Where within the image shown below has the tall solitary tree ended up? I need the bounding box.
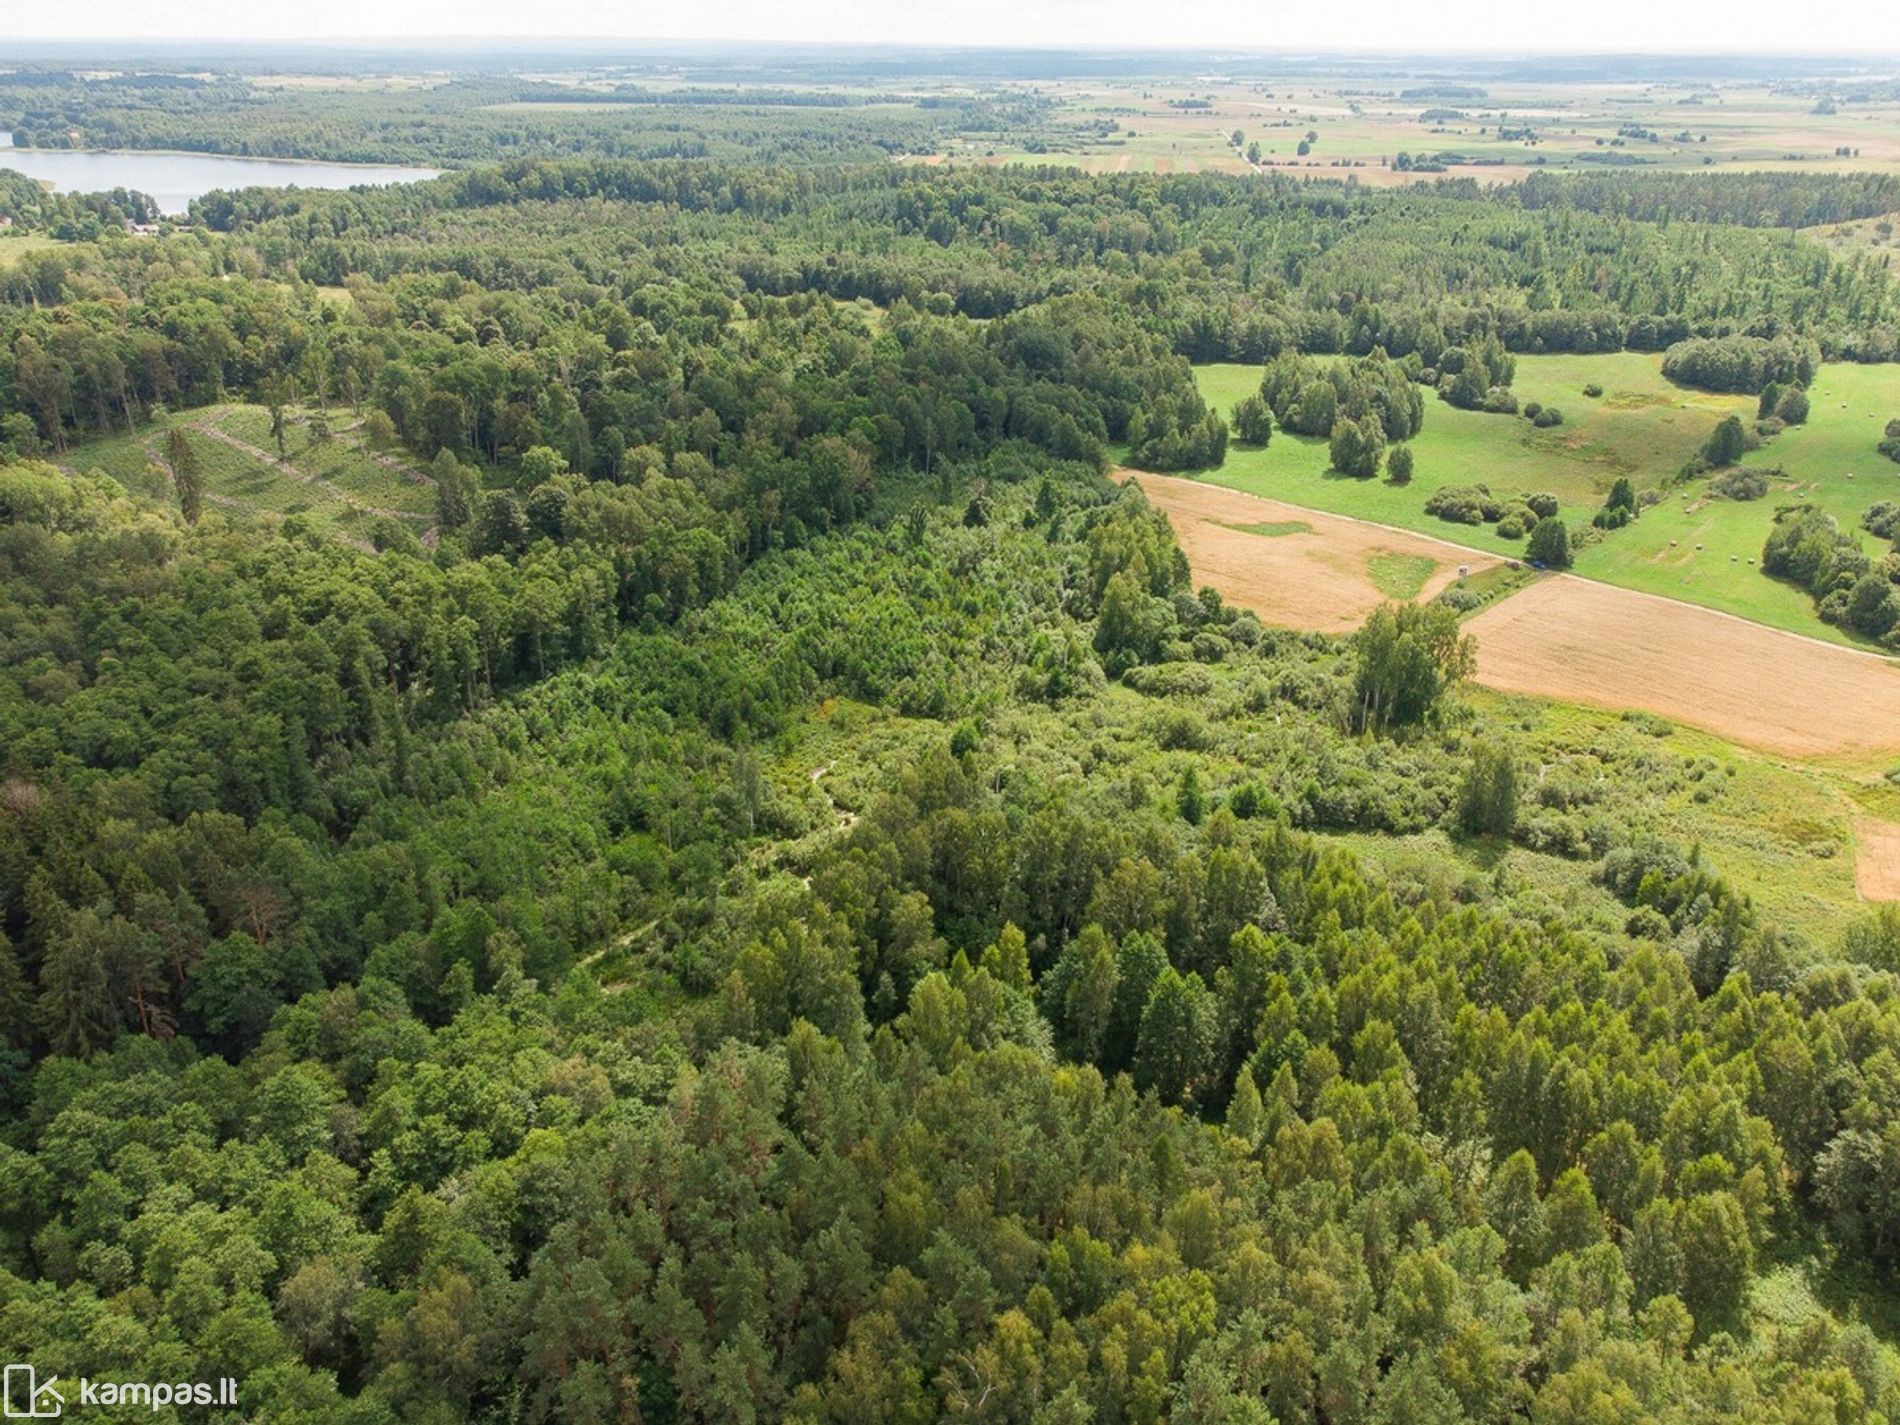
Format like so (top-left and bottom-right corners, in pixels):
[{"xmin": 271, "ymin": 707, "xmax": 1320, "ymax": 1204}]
[
  {"xmin": 264, "ymin": 376, "xmax": 292, "ymax": 459},
  {"xmin": 1526, "ymin": 516, "xmax": 1572, "ymax": 569},
  {"xmin": 1351, "ymin": 603, "xmax": 1476, "ymax": 734},
  {"xmin": 166, "ymin": 427, "xmax": 203, "ymax": 525},
  {"xmin": 1702, "ymin": 414, "xmax": 1747, "ymax": 469},
  {"xmin": 1457, "ymin": 740, "xmax": 1519, "ymax": 838}
]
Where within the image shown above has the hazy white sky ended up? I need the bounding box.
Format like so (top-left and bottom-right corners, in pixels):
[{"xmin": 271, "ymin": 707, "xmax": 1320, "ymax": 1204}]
[{"xmin": 7, "ymin": 0, "xmax": 1899, "ymax": 53}]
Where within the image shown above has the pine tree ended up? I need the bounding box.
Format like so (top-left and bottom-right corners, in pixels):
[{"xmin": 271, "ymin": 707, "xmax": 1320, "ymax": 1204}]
[
  {"xmin": 0, "ymin": 931, "xmax": 33, "ymax": 1050},
  {"xmin": 1135, "ymin": 966, "xmax": 1213, "ymax": 1105},
  {"xmin": 980, "ymin": 923, "xmax": 1031, "ymax": 993},
  {"xmin": 1226, "ymin": 1064, "xmax": 1265, "ymax": 1148},
  {"xmin": 166, "ymin": 427, "xmax": 203, "ymax": 524},
  {"xmin": 36, "ymin": 912, "xmax": 121, "ymax": 1057},
  {"xmin": 1059, "ymin": 927, "xmax": 1119, "ymax": 1063},
  {"xmin": 1177, "ymin": 768, "xmax": 1206, "ymax": 826}
]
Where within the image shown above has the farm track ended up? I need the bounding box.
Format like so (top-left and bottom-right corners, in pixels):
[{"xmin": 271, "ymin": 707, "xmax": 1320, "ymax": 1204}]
[{"xmin": 333, "ymin": 415, "xmax": 438, "ymax": 487}]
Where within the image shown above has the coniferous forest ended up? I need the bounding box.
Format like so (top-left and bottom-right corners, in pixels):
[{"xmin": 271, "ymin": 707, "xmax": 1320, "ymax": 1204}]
[{"xmin": 5, "ymin": 45, "xmax": 1900, "ymax": 1425}]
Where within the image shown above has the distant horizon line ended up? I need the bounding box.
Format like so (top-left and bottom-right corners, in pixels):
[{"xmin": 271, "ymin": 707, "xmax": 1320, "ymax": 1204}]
[{"xmin": 2, "ymin": 38, "xmax": 1898, "ymax": 61}]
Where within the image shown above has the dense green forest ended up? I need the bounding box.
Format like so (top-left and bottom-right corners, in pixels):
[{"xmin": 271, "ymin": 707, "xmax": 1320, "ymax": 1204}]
[
  {"xmin": 8, "ymin": 444, "xmax": 1900, "ymax": 1422},
  {"xmin": 5, "ymin": 82, "xmax": 1900, "ymax": 1421},
  {"xmin": 0, "ymin": 71, "xmax": 1043, "ymax": 166},
  {"xmin": 5, "ymin": 159, "xmax": 1899, "ymax": 471}
]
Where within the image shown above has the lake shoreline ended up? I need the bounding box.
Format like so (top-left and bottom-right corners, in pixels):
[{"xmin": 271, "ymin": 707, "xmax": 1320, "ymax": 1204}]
[
  {"xmin": 0, "ymin": 131, "xmax": 442, "ymax": 215},
  {"xmin": 3, "ymin": 133, "xmax": 446, "ymax": 176}
]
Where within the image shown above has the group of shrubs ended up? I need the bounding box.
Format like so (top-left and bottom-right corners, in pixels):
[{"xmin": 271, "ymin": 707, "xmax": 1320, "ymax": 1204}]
[
  {"xmin": 1756, "ymin": 380, "xmax": 1811, "ymax": 431},
  {"xmin": 1427, "ymin": 483, "xmax": 1554, "ymax": 528},
  {"xmin": 1237, "ymin": 339, "xmax": 1534, "ymax": 482},
  {"xmin": 1423, "ymin": 483, "xmax": 1571, "ymax": 562},
  {"xmin": 1863, "ymin": 501, "xmax": 1900, "ymax": 540},
  {"xmin": 1258, "ymin": 347, "xmax": 1425, "ymax": 442},
  {"xmin": 1592, "ymin": 476, "xmax": 1643, "ymax": 529},
  {"xmin": 1881, "ymin": 416, "xmax": 1900, "ymax": 464},
  {"xmin": 1429, "ymin": 334, "xmax": 1519, "ymax": 412},
  {"xmin": 1242, "ymin": 347, "xmax": 1432, "ymax": 481},
  {"xmin": 1709, "ymin": 467, "xmax": 1769, "ymax": 501},
  {"xmin": 1127, "ymin": 389, "xmax": 1230, "ymax": 471},
  {"xmin": 1660, "ymin": 333, "xmax": 1820, "ymax": 395},
  {"xmin": 1763, "ymin": 504, "xmax": 1900, "ymax": 641}
]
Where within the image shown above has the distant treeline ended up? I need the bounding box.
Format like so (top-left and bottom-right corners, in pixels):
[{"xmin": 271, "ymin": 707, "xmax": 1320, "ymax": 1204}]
[
  {"xmin": 1515, "ymin": 169, "xmax": 1900, "ymax": 230},
  {"xmin": 151, "ymin": 159, "xmax": 1900, "ymax": 366},
  {"xmin": 0, "ymin": 167, "xmax": 159, "ymax": 233},
  {"xmin": 0, "ymin": 72, "xmax": 1044, "ymax": 166}
]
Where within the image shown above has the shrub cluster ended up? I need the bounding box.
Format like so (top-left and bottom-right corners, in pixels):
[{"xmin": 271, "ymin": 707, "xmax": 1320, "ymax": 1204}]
[
  {"xmin": 1763, "ymin": 505, "xmax": 1900, "ymax": 640},
  {"xmin": 1661, "ymin": 334, "xmax": 1819, "ymax": 394}
]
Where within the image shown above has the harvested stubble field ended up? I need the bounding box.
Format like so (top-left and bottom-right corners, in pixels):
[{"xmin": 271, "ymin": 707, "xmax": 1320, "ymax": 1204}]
[
  {"xmin": 1466, "ymin": 574, "xmax": 1900, "ymax": 760},
  {"xmin": 1127, "ymin": 471, "xmax": 1500, "ymax": 633},
  {"xmin": 1853, "ymin": 817, "xmax": 1900, "ymax": 901}
]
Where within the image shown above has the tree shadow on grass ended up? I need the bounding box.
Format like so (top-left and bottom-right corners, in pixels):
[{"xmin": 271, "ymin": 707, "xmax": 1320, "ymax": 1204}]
[
  {"xmin": 1446, "ymin": 832, "xmax": 1513, "ymax": 873},
  {"xmin": 1762, "ymin": 1217, "xmax": 1900, "ymax": 1347}
]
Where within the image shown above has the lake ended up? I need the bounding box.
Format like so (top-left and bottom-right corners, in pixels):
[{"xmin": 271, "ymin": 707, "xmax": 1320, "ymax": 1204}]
[{"xmin": 0, "ymin": 132, "xmax": 440, "ymax": 216}]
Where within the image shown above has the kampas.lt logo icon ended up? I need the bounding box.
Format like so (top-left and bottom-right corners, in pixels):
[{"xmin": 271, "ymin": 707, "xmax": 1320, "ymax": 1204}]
[{"xmin": 3, "ymin": 1366, "xmax": 63, "ymax": 1418}]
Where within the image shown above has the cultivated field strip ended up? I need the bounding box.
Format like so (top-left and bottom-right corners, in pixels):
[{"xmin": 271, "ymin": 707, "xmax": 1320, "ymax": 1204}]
[
  {"xmin": 1127, "ymin": 471, "xmax": 1502, "ymax": 633},
  {"xmin": 1467, "ymin": 575, "xmax": 1900, "ymax": 759}
]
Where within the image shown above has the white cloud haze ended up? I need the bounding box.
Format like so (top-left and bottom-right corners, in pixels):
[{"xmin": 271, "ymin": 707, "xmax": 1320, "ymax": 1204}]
[{"xmin": 6, "ymin": 0, "xmax": 1899, "ymax": 53}]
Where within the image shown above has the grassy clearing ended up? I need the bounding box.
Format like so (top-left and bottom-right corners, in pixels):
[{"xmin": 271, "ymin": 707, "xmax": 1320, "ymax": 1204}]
[
  {"xmin": 1572, "ymin": 362, "xmax": 1900, "ymax": 646},
  {"xmin": 1221, "ymin": 518, "xmax": 1311, "ymax": 537},
  {"xmin": 1443, "ymin": 562, "xmax": 1539, "ymax": 614},
  {"xmin": 775, "ymin": 641, "xmax": 1881, "ymax": 962},
  {"xmin": 1195, "ymin": 352, "xmax": 1752, "ymax": 555},
  {"xmin": 1367, "ymin": 552, "xmax": 1437, "ymax": 599},
  {"xmin": 1802, "ymin": 210, "xmax": 1900, "ymax": 257},
  {"xmin": 1467, "ymin": 690, "xmax": 1870, "ymax": 942},
  {"xmin": 215, "ymin": 406, "xmax": 435, "ymax": 515},
  {"xmin": 64, "ymin": 426, "xmax": 170, "ymax": 496},
  {"xmin": 67, "ymin": 403, "xmax": 436, "ymax": 543},
  {"xmin": 1186, "ymin": 354, "xmax": 1900, "ymax": 646},
  {"xmin": 0, "ymin": 232, "xmax": 68, "ymax": 268}
]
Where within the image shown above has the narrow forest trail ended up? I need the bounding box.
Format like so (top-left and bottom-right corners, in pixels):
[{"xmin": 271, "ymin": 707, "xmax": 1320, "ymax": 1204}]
[{"xmin": 331, "ymin": 414, "xmax": 439, "ymax": 488}]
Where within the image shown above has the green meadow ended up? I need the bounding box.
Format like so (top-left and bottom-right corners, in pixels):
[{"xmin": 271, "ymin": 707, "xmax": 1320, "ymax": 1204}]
[
  {"xmin": 1572, "ymin": 362, "xmax": 1900, "ymax": 645},
  {"xmin": 0, "ymin": 233, "xmax": 61, "ymax": 264},
  {"xmin": 1196, "ymin": 352, "xmax": 1754, "ymax": 555},
  {"xmin": 1190, "ymin": 354, "xmax": 1900, "ymax": 645}
]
